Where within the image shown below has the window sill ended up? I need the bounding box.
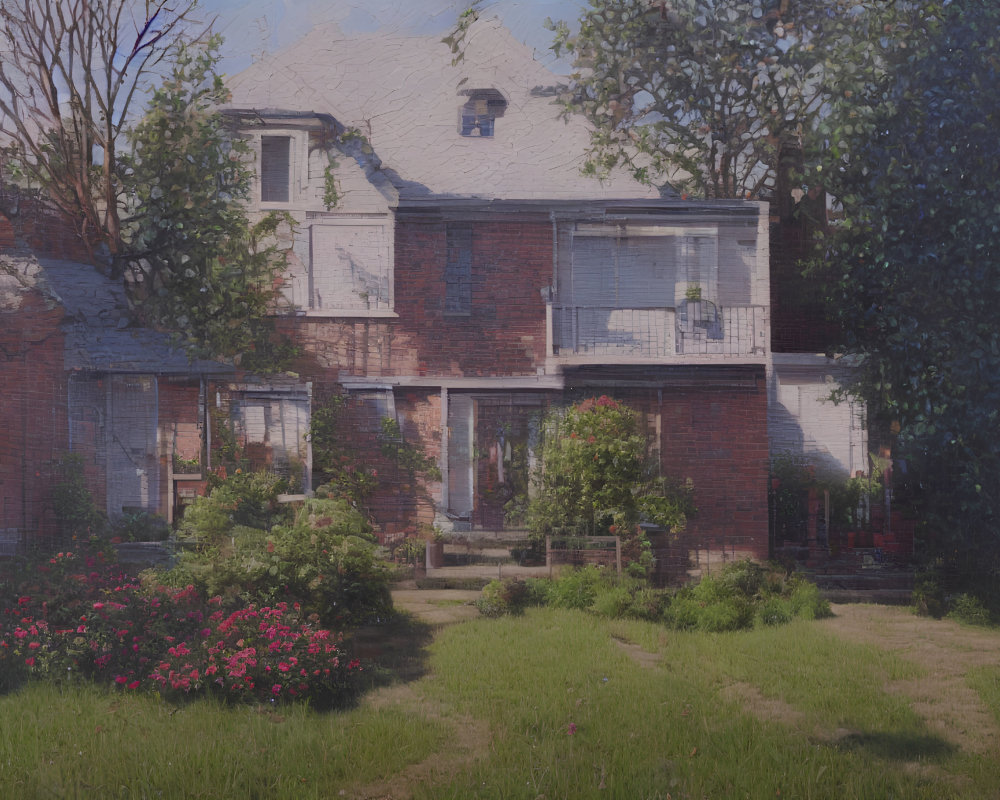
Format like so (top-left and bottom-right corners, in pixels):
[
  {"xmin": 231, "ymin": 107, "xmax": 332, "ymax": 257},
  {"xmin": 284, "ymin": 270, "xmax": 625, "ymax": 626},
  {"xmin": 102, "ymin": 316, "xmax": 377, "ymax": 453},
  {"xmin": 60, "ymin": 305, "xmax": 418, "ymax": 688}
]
[{"xmin": 281, "ymin": 309, "xmax": 399, "ymax": 319}]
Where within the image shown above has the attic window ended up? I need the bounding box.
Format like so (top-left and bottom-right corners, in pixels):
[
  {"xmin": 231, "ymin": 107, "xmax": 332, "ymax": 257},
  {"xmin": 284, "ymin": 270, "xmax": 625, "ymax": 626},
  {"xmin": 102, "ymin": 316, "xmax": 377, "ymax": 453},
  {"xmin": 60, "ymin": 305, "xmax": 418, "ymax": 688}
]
[
  {"xmin": 260, "ymin": 135, "xmax": 291, "ymax": 203},
  {"xmin": 459, "ymin": 89, "xmax": 507, "ymax": 137}
]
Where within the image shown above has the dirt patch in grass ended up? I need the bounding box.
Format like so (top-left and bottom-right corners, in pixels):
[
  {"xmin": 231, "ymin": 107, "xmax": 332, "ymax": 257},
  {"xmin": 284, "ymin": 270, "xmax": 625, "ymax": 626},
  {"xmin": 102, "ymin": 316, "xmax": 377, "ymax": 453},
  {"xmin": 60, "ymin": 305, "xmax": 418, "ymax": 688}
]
[
  {"xmin": 343, "ymin": 590, "xmax": 491, "ymax": 799},
  {"xmin": 349, "ymin": 684, "xmax": 491, "ymax": 800},
  {"xmin": 819, "ymin": 603, "xmax": 1000, "ymax": 757},
  {"xmin": 611, "ymin": 635, "xmax": 662, "ymax": 669},
  {"xmin": 391, "ymin": 590, "xmax": 482, "ymax": 626}
]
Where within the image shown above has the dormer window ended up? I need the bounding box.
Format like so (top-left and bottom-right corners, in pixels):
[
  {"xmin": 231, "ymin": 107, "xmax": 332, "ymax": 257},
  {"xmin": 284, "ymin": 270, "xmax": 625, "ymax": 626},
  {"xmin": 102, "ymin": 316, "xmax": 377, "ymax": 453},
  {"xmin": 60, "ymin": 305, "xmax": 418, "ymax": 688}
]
[
  {"xmin": 260, "ymin": 135, "xmax": 291, "ymax": 202},
  {"xmin": 459, "ymin": 89, "xmax": 507, "ymax": 137}
]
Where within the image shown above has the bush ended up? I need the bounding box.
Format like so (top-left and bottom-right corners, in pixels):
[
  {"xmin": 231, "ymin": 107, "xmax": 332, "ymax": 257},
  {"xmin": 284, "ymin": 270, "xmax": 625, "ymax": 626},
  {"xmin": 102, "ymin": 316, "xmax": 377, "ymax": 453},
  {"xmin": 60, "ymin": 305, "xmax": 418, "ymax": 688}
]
[
  {"xmin": 0, "ymin": 547, "xmax": 362, "ymax": 708},
  {"xmin": 167, "ymin": 478, "xmax": 392, "ymax": 628},
  {"xmin": 662, "ymin": 562, "xmax": 828, "ymax": 632},
  {"xmin": 756, "ymin": 596, "xmax": 794, "ymax": 627},
  {"xmin": 947, "ymin": 593, "xmax": 992, "ymax": 627},
  {"xmin": 787, "ymin": 579, "xmax": 833, "ymax": 620},
  {"xmin": 524, "ymin": 397, "xmax": 694, "ymax": 576},
  {"xmin": 476, "ymin": 578, "xmax": 530, "ymax": 618},
  {"xmin": 547, "ymin": 565, "xmax": 605, "ymax": 610}
]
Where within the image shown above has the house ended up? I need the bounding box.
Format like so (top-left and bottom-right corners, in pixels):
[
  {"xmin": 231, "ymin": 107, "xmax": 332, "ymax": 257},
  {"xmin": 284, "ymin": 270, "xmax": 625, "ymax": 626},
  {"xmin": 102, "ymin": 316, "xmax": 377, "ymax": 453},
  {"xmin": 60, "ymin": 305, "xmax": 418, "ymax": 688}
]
[
  {"xmin": 0, "ymin": 199, "xmax": 311, "ymax": 551},
  {"xmin": 221, "ymin": 17, "xmax": 816, "ymax": 578}
]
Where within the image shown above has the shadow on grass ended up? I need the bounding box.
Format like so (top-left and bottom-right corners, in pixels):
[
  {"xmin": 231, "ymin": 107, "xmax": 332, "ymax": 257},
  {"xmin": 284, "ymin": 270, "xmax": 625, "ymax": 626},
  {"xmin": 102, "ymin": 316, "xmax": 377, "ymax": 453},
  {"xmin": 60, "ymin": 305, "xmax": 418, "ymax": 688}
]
[
  {"xmin": 349, "ymin": 611, "xmax": 436, "ymax": 691},
  {"xmin": 835, "ymin": 730, "xmax": 957, "ymax": 761}
]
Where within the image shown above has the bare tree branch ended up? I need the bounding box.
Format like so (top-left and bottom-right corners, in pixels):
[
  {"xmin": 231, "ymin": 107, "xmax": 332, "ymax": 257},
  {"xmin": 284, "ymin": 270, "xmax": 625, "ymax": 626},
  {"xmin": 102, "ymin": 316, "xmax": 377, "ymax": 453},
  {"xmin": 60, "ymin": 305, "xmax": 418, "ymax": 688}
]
[{"xmin": 0, "ymin": 0, "xmax": 209, "ymax": 268}]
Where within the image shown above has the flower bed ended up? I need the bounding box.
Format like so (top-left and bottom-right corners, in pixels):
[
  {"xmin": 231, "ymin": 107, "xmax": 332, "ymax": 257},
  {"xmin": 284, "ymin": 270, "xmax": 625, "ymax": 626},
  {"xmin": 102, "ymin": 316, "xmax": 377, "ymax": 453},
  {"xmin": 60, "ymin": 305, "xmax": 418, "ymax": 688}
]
[{"xmin": 0, "ymin": 547, "xmax": 361, "ymax": 708}]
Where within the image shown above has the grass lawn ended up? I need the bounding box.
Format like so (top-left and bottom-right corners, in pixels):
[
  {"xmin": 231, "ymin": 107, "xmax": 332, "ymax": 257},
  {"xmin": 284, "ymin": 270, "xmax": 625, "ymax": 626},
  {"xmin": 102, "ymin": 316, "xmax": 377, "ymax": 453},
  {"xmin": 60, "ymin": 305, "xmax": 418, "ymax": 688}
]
[{"xmin": 2, "ymin": 604, "xmax": 999, "ymax": 798}]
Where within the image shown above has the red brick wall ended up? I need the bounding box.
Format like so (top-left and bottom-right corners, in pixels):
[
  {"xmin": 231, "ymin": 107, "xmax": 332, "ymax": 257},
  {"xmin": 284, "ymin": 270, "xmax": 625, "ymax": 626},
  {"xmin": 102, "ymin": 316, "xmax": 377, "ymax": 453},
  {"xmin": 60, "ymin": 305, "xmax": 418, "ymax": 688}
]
[
  {"xmin": 603, "ymin": 370, "xmax": 770, "ymax": 570},
  {"xmin": 393, "ymin": 216, "xmax": 550, "ymax": 377},
  {"xmin": 0, "ymin": 292, "xmax": 68, "ymax": 539},
  {"xmin": 0, "ymin": 198, "xmax": 96, "ymax": 263},
  {"xmin": 278, "ymin": 215, "xmax": 552, "ymax": 380}
]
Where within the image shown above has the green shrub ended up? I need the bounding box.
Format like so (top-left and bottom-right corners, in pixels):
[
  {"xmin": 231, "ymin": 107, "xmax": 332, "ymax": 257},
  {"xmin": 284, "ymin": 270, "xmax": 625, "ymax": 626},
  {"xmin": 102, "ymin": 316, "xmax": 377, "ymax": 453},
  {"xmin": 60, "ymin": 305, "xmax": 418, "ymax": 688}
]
[
  {"xmin": 697, "ymin": 600, "xmax": 753, "ymax": 632},
  {"xmin": 756, "ymin": 596, "xmax": 794, "ymax": 627},
  {"xmin": 108, "ymin": 510, "xmax": 170, "ymax": 542},
  {"xmin": 476, "ymin": 578, "xmax": 530, "ymax": 618},
  {"xmin": 590, "ymin": 585, "xmax": 633, "ymax": 619},
  {"xmin": 787, "ymin": 579, "xmax": 833, "ymax": 620},
  {"xmin": 179, "ymin": 471, "xmax": 290, "ymax": 544},
  {"xmin": 166, "ymin": 479, "xmax": 391, "ymax": 627},
  {"xmin": 547, "ymin": 565, "xmax": 606, "ymax": 610},
  {"xmin": 662, "ymin": 593, "xmax": 701, "ymax": 631},
  {"xmin": 50, "ymin": 453, "xmax": 105, "ymax": 540},
  {"xmin": 947, "ymin": 593, "xmax": 992, "ymax": 627},
  {"xmin": 912, "ymin": 572, "xmax": 947, "ymax": 618}
]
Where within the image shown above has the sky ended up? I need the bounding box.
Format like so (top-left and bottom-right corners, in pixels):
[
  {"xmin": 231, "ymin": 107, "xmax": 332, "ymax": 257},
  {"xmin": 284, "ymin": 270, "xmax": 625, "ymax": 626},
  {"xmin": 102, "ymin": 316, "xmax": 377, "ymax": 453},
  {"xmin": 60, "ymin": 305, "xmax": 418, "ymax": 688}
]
[{"xmin": 198, "ymin": 0, "xmax": 588, "ymax": 77}]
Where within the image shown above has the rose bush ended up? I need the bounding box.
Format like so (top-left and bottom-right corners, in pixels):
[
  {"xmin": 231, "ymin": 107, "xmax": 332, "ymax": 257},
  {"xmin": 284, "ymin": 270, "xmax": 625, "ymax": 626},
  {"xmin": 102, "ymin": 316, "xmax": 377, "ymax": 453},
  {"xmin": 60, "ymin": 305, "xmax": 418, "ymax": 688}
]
[{"xmin": 0, "ymin": 546, "xmax": 361, "ymax": 708}]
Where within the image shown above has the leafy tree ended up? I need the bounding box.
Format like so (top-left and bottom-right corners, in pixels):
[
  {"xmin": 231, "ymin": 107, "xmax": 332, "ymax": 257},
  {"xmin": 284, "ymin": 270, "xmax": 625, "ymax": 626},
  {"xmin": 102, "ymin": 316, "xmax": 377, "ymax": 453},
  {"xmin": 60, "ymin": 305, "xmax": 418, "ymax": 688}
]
[
  {"xmin": 810, "ymin": 1, "xmax": 1000, "ymax": 587},
  {"xmin": 120, "ymin": 36, "xmax": 295, "ymax": 365},
  {"xmin": 550, "ymin": 0, "xmax": 904, "ymax": 198},
  {"xmin": 0, "ymin": 0, "xmax": 204, "ymax": 262},
  {"xmin": 526, "ymin": 396, "xmax": 694, "ymax": 572}
]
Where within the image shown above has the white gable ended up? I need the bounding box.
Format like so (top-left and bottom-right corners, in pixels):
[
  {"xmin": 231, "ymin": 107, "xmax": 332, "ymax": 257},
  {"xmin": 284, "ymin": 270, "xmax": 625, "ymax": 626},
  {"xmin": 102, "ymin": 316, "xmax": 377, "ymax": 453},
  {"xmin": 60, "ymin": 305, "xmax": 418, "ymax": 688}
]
[{"xmin": 227, "ymin": 17, "xmax": 660, "ymax": 201}]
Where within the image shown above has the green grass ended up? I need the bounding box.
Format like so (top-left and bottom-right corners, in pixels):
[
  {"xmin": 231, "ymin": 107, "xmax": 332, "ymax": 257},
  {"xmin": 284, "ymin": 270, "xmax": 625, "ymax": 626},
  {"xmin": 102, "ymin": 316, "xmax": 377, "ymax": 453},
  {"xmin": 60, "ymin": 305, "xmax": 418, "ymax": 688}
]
[
  {"xmin": 0, "ymin": 683, "xmax": 446, "ymax": 799},
  {"xmin": 968, "ymin": 666, "xmax": 1000, "ymax": 725},
  {"xmin": 3, "ymin": 607, "xmax": 1000, "ymax": 798}
]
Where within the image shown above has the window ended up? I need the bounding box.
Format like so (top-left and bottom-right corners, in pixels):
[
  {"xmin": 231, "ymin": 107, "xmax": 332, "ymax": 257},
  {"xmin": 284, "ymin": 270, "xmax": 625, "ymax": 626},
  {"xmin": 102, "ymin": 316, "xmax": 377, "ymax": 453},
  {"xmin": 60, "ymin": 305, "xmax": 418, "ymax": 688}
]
[
  {"xmin": 260, "ymin": 136, "xmax": 291, "ymax": 203},
  {"xmin": 445, "ymin": 224, "xmax": 472, "ymax": 315},
  {"xmin": 458, "ymin": 89, "xmax": 507, "ymax": 137},
  {"xmin": 309, "ymin": 219, "xmax": 392, "ymax": 312}
]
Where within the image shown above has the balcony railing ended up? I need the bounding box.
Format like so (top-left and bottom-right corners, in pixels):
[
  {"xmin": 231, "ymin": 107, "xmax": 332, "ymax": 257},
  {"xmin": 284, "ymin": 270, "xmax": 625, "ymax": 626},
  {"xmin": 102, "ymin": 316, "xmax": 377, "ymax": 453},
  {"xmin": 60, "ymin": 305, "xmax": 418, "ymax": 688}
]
[{"xmin": 549, "ymin": 303, "xmax": 767, "ymax": 360}]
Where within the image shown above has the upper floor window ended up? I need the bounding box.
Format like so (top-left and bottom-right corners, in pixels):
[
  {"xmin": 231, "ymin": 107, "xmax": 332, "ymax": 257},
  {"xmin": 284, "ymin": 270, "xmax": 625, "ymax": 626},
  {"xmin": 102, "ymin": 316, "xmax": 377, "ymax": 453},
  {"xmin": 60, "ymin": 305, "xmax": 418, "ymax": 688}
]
[
  {"xmin": 445, "ymin": 223, "xmax": 473, "ymax": 315},
  {"xmin": 260, "ymin": 135, "xmax": 291, "ymax": 203},
  {"xmin": 459, "ymin": 89, "xmax": 507, "ymax": 137}
]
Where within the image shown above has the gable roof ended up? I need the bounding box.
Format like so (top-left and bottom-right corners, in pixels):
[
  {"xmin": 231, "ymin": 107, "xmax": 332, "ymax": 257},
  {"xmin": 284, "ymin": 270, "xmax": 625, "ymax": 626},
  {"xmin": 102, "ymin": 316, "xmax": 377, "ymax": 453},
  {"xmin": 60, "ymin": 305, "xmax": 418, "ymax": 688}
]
[{"xmin": 226, "ymin": 17, "xmax": 663, "ymax": 201}]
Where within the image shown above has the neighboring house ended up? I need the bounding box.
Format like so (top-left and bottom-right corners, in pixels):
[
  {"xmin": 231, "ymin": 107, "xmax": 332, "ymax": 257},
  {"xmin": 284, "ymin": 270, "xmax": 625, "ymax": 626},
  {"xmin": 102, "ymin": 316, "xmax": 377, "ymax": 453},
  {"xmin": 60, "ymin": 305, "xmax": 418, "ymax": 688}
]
[
  {"xmin": 223, "ymin": 16, "xmax": 814, "ymax": 576},
  {"xmin": 0, "ymin": 204, "xmax": 310, "ymax": 551}
]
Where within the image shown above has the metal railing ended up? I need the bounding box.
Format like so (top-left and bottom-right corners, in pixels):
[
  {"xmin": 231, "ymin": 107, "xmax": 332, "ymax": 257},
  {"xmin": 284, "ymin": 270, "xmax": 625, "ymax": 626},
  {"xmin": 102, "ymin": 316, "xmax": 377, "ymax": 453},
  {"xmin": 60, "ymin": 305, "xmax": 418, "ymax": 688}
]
[{"xmin": 549, "ymin": 303, "xmax": 767, "ymax": 359}]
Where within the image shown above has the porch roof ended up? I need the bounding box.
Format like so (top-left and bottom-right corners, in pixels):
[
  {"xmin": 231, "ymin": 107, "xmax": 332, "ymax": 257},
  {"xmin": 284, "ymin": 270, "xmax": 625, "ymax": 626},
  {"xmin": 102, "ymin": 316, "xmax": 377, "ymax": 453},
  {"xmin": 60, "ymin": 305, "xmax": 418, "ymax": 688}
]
[{"xmin": 37, "ymin": 257, "xmax": 236, "ymax": 376}]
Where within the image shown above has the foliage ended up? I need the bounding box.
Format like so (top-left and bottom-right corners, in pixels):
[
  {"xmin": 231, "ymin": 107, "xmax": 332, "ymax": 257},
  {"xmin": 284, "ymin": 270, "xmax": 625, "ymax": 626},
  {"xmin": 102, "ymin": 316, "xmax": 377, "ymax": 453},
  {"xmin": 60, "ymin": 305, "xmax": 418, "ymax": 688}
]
[
  {"xmin": 0, "ymin": 0, "xmax": 203, "ymax": 258},
  {"xmin": 181, "ymin": 471, "xmax": 291, "ymax": 542},
  {"xmin": 49, "ymin": 453, "xmax": 105, "ymax": 541},
  {"xmin": 663, "ymin": 560, "xmax": 830, "ymax": 632},
  {"xmin": 0, "ymin": 547, "xmax": 362, "ymax": 708},
  {"xmin": 121, "ymin": 37, "xmax": 295, "ymax": 366},
  {"xmin": 475, "ymin": 578, "xmax": 532, "ymax": 618},
  {"xmin": 171, "ymin": 477, "xmax": 391, "ymax": 628},
  {"xmin": 550, "ymin": 0, "xmax": 898, "ymax": 198},
  {"xmin": 308, "ymin": 394, "xmax": 378, "ymax": 507},
  {"xmin": 525, "ymin": 397, "xmax": 693, "ymax": 573},
  {"xmin": 946, "ymin": 594, "xmax": 992, "ymax": 628},
  {"xmin": 379, "ymin": 417, "xmax": 442, "ymax": 483},
  {"xmin": 809, "ymin": 0, "xmax": 1000, "ymax": 586},
  {"xmin": 770, "ymin": 451, "xmax": 882, "ymax": 541},
  {"xmin": 107, "ymin": 510, "xmax": 170, "ymax": 543}
]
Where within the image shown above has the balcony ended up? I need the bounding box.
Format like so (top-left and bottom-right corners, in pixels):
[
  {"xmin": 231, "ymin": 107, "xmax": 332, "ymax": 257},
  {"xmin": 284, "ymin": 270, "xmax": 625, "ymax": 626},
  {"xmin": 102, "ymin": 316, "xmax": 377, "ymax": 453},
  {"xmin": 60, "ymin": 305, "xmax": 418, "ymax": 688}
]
[{"xmin": 548, "ymin": 301, "xmax": 768, "ymax": 365}]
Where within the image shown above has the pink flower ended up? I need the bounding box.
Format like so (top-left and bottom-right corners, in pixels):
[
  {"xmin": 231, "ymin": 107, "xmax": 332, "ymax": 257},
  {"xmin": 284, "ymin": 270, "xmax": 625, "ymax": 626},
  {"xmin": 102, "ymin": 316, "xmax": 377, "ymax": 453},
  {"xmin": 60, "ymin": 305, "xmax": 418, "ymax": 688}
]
[
  {"xmin": 567, "ymin": 723, "xmax": 577, "ymax": 736},
  {"xmin": 272, "ymin": 684, "xmax": 282, "ymax": 695},
  {"xmin": 24, "ymin": 657, "xmax": 35, "ymax": 667},
  {"xmin": 127, "ymin": 681, "xmax": 140, "ymax": 690},
  {"xmin": 92, "ymin": 602, "xmax": 104, "ymax": 610},
  {"xmin": 115, "ymin": 675, "xmax": 127, "ymax": 684}
]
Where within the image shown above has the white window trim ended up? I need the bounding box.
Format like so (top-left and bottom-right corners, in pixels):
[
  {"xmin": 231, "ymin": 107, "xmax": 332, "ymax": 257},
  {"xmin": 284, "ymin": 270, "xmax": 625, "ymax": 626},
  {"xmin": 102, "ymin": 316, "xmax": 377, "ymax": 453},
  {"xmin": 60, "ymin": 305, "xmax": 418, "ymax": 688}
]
[
  {"xmin": 254, "ymin": 128, "xmax": 308, "ymax": 211},
  {"xmin": 306, "ymin": 215, "xmax": 396, "ymax": 315}
]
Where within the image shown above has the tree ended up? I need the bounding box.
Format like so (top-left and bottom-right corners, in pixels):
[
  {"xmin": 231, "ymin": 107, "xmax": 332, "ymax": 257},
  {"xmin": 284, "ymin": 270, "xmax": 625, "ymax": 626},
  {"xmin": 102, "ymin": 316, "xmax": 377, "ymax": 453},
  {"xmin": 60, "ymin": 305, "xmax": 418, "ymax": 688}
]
[
  {"xmin": 120, "ymin": 36, "xmax": 294, "ymax": 365},
  {"xmin": 0, "ymin": 0, "xmax": 205, "ymax": 265},
  {"xmin": 811, "ymin": 1, "xmax": 1000, "ymax": 589},
  {"xmin": 551, "ymin": 0, "xmax": 900, "ymax": 198},
  {"xmin": 526, "ymin": 396, "xmax": 694, "ymax": 572}
]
